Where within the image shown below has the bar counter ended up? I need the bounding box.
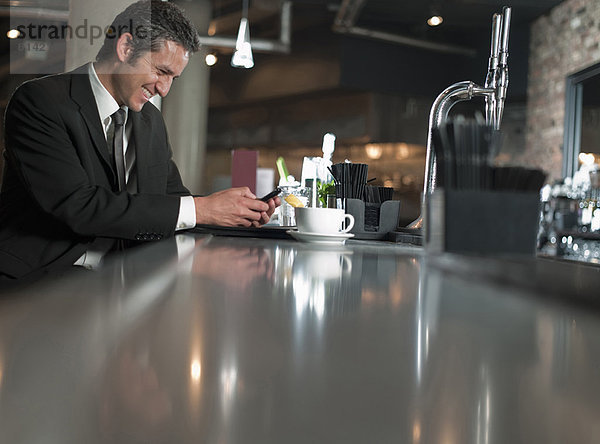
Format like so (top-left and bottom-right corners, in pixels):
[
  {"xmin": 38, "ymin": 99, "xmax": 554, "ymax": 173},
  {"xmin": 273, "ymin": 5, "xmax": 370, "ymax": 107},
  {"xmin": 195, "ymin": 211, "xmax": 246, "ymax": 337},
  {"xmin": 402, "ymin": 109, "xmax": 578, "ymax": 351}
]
[{"xmin": 1, "ymin": 233, "xmax": 600, "ymax": 443}]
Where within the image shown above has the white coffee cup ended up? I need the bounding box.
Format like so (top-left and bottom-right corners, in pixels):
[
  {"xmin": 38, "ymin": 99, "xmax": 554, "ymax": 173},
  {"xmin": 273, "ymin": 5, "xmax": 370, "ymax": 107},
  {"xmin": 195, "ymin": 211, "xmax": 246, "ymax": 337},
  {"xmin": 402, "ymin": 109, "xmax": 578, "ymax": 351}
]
[{"xmin": 294, "ymin": 207, "xmax": 355, "ymax": 234}]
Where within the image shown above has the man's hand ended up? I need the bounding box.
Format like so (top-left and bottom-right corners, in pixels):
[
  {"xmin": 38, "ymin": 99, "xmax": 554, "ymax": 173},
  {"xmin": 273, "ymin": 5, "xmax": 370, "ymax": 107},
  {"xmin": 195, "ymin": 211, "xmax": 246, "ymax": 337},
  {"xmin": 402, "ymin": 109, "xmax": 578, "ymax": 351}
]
[
  {"xmin": 252, "ymin": 193, "xmax": 281, "ymax": 227},
  {"xmin": 194, "ymin": 187, "xmax": 281, "ymax": 227}
]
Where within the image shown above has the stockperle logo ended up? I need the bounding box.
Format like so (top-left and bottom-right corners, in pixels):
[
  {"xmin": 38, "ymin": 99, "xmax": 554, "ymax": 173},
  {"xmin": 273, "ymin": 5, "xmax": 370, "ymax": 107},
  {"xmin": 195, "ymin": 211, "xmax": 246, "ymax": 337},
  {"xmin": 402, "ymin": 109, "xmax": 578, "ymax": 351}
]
[{"xmin": 12, "ymin": 19, "xmax": 149, "ymax": 46}]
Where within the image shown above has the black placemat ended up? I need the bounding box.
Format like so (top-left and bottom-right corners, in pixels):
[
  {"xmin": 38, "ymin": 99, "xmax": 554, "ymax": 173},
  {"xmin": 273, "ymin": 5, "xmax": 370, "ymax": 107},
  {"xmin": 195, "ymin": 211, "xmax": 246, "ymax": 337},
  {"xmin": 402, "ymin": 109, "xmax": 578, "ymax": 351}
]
[{"xmin": 192, "ymin": 224, "xmax": 294, "ymax": 239}]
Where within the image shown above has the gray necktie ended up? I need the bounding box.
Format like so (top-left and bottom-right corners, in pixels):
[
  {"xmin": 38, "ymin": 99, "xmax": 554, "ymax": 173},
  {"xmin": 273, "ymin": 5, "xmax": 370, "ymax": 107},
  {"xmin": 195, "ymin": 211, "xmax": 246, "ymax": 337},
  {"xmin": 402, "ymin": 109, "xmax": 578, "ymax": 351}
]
[{"xmin": 111, "ymin": 109, "xmax": 127, "ymax": 191}]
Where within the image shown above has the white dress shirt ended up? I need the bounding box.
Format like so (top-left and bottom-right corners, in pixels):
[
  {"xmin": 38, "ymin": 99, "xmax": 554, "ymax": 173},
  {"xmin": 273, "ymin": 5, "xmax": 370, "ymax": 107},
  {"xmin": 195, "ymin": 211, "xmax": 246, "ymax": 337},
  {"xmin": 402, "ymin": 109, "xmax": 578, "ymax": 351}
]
[{"xmin": 74, "ymin": 63, "xmax": 196, "ymax": 268}]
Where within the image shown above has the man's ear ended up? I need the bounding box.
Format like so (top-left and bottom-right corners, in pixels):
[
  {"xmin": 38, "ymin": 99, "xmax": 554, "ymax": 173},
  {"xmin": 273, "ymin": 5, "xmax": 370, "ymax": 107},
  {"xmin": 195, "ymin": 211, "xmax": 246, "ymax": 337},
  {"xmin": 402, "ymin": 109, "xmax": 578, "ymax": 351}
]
[{"xmin": 115, "ymin": 33, "xmax": 134, "ymax": 63}]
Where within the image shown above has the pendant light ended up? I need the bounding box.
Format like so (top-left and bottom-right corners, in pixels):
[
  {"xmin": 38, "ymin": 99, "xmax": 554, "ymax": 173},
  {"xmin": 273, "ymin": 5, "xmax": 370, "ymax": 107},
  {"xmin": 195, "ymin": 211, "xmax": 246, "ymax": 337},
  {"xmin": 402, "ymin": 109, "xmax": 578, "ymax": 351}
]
[{"xmin": 231, "ymin": 0, "xmax": 254, "ymax": 68}]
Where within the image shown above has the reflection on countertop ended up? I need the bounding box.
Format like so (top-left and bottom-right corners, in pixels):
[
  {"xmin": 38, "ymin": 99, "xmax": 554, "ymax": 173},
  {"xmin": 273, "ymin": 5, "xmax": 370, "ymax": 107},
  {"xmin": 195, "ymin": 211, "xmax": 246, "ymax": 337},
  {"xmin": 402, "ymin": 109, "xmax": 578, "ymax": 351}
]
[{"xmin": 1, "ymin": 234, "xmax": 600, "ymax": 443}]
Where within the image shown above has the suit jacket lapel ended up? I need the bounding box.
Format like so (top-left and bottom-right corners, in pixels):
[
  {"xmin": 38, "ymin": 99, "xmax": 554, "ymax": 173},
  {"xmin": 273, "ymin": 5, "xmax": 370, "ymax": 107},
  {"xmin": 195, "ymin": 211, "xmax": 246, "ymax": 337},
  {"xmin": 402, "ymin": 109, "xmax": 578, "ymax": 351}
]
[
  {"xmin": 130, "ymin": 110, "xmax": 151, "ymax": 192},
  {"xmin": 69, "ymin": 66, "xmax": 116, "ymax": 181}
]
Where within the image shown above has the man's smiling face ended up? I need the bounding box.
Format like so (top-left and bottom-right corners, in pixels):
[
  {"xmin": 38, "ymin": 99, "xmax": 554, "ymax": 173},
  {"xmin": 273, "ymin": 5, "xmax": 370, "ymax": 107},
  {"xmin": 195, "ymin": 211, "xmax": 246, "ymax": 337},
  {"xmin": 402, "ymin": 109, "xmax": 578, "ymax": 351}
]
[{"xmin": 112, "ymin": 39, "xmax": 189, "ymax": 112}]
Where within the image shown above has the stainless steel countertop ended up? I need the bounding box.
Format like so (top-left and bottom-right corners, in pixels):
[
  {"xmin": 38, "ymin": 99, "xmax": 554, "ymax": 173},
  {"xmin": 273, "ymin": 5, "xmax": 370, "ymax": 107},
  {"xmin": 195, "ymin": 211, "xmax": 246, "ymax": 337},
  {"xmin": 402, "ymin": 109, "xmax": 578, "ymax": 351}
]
[{"xmin": 1, "ymin": 233, "xmax": 600, "ymax": 443}]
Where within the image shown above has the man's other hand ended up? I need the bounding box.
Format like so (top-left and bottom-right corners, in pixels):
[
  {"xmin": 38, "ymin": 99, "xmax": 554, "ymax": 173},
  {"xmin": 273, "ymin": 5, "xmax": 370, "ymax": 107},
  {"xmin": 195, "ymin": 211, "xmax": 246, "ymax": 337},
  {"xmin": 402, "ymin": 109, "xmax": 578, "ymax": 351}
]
[{"xmin": 194, "ymin": 187, "xmax": 281, "ymax": 227}]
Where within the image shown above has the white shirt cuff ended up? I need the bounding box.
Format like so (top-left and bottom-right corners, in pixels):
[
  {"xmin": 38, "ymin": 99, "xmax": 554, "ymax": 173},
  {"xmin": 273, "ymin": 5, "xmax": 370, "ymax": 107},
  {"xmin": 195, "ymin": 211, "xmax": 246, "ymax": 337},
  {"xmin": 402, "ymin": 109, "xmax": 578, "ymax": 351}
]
[{"xmin": 176, "ymin": 196, "xmax": 197, "ymax": 231}]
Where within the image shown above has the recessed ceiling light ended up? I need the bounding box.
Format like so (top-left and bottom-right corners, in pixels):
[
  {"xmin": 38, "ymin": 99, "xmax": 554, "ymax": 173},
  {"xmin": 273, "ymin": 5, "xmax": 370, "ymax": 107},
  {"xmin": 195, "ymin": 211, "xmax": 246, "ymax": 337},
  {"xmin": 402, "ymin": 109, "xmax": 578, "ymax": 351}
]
[
  {"xmin": 427, "ymin": 15, "xmax": 443, "ymax": 27},
  {"xmin": 6, "ymin": 29, "xmax": 20, "ymax": 39},
  {"xmin": 205, "ymin": 53, "xmax": 218, "ymax": 66}
]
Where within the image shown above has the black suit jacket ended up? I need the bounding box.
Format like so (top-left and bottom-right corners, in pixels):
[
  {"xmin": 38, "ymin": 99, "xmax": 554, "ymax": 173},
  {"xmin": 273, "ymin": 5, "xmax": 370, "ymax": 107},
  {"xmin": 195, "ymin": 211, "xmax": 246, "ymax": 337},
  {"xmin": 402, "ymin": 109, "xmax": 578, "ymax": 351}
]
[{"xmin": 0, "ymin": 65, "xmax": 190, "ymax": 279}]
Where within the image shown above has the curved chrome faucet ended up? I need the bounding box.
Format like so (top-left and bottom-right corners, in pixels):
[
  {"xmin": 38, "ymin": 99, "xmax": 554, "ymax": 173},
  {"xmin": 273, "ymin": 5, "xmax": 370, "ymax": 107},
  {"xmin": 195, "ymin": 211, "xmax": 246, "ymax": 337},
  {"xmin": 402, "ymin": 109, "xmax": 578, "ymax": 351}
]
[
  {"xmin": 408, "ymin": 6, "xmax": 511, "ymax": 230},
  {"xmin": 420, "ymin": 81, "xmax": 495, "ymax": 206}
]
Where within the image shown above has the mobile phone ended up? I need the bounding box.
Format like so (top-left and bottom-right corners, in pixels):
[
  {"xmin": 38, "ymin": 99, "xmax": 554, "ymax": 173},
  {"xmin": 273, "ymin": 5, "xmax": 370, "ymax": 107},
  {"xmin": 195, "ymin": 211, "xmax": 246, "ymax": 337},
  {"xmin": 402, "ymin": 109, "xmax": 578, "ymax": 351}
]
[{"xmin": 259, "ymin": 187, "xmax": 282, "ymax": 202}]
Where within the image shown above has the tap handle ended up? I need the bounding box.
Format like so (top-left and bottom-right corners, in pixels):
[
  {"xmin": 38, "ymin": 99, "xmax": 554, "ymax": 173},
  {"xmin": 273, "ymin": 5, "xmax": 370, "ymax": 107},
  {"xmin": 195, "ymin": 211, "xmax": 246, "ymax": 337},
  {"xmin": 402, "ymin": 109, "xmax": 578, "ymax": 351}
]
[
  {"xmin": 491, "ymin": 13, "xmax": 502, "ymax": 60},
  {"xmin": 486, "ymin": 14, "xmax": 502, "ymax": 83},
  {"xmin": 499, "ymin": 6, "xmax": 511, "ymax": 62},
  {"xmin": 493, "ymin": 7, "xmax": 511, "ymax": 129},
  {"xmin": 485, "ymin": 13, "xmax": 502, "ymax": 124}
]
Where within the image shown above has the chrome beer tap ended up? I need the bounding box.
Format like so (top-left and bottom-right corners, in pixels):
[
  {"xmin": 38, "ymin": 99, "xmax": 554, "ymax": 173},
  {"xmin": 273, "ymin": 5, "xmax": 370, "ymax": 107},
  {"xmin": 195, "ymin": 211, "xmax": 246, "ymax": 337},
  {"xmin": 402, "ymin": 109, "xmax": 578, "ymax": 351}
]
[
  {"xmin": 485, "ymin": 13, "xmax": 502, "ymax": 127},
  {"xmin": 495, "ymin": 6, "xmax": 511, "ymax": 130},
  {"xmin": 408, "ymin": 6, "xmax": 512, "ymax": 230}
]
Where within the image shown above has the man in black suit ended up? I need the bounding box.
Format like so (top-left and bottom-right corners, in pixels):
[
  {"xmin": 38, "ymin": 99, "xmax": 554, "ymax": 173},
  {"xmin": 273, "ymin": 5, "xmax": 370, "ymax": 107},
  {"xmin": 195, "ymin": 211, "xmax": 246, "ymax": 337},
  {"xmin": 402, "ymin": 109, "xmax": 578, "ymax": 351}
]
[{"xmin": 0, "ymin": 0, "xmax": 279, "ymax": 282}]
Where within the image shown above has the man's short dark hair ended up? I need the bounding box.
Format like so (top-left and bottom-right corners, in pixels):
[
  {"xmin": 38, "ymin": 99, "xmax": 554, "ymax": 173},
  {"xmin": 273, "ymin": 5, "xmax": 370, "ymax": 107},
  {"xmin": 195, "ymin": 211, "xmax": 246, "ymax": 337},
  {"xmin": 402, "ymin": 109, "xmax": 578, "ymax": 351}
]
[{"xmin": 96, "ymin": 0, "xmax": 201, "ymax": 63}]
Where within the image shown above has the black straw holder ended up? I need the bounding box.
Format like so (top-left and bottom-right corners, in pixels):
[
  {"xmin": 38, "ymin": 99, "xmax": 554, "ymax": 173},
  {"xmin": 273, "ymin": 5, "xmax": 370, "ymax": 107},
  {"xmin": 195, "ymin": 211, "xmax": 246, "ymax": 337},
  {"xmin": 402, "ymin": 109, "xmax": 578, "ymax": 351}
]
[
  {"xmin": 346, "ymin": 198, "xmax": 401, "ymax": 240},
  {"xmin": 425, "ymin": 189, "xmax": 540, "ymax": 256}
]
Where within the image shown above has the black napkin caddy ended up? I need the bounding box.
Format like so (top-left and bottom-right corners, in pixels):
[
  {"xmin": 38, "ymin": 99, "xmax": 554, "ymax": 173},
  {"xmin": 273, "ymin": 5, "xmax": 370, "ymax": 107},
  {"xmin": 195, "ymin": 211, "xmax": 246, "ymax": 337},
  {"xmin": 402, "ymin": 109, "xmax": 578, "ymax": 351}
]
[{"xmin": 425, "ymin": 189, "xmax": 540, "ymax": 255}]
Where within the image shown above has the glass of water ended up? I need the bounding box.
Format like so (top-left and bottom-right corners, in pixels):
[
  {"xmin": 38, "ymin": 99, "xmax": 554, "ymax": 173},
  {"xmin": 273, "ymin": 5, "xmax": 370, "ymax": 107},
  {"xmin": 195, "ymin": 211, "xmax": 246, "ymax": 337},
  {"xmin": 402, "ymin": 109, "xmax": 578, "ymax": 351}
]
[{"xmin": 279, "ymin": 186, "xmax": 309, "ymax": 226}]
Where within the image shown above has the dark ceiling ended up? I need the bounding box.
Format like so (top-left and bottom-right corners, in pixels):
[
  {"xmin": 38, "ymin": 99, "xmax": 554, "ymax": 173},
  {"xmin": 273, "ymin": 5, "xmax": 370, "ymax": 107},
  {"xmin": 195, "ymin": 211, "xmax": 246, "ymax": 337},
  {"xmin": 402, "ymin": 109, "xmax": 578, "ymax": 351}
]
[
  {"xmin": 352, "ymin": 0, "xmax": 563, "ymax": 29},
  {"xmin": 1, "ymin": 0, "xmax": 566, "ymax": 58},
  {"xmin": 214, "ymin": 0, "xmax": 565, "ymax": 45}
]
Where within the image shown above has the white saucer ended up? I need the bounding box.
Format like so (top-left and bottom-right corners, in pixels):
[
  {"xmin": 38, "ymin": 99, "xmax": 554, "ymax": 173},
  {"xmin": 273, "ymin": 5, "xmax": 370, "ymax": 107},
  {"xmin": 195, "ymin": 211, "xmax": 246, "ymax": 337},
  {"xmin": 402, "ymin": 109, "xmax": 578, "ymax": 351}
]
[{"xmin": 287, "ymin": 230, "xmax": 354, "ymax": 245}]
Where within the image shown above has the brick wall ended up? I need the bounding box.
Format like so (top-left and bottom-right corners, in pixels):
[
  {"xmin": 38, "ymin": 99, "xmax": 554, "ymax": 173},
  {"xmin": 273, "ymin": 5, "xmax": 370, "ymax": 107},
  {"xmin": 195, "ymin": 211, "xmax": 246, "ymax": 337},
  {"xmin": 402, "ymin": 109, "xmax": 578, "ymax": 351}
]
[{"xmin": 525, "ymin": 0, "xmax": 600, "ymax": 181}]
